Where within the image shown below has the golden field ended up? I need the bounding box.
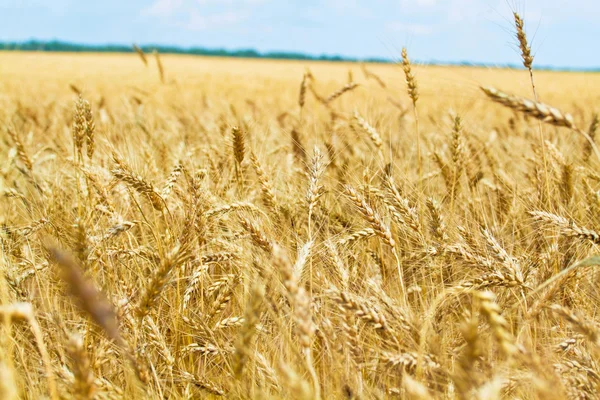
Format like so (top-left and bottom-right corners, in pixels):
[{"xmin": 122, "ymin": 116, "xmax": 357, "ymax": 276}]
[{"xmin": 1, "ymin": 50, "xmax": 600, "ymax": 399}]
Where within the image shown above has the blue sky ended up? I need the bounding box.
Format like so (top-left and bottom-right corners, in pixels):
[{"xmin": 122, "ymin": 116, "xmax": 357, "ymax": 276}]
[{"xmin": 0, "ymin": 0, "xmax": 597, "ymax": 68}]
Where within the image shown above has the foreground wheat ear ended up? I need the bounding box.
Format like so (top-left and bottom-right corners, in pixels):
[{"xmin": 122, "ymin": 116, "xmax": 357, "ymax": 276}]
[{"xmin": 481, "ymin": 86, "xmax": 600, "ymax": 161}]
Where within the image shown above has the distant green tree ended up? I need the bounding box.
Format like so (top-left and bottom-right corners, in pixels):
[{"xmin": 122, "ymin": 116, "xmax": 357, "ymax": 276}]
[{"xmin": 0, "ymin": 39, "xmax": 392, "ymax": 64}]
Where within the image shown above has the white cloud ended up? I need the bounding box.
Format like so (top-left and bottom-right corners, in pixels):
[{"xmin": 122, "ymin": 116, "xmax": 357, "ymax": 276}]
[
  {"xmin": 185, "ymin": 10, "xmax": 246, "ymax": 30},
  {"xmin": 144, "ymin": 0, "xmax": 184, "ymax": 16},
  {"xmin": 443, "ymin": 0, "xmax": 490, "ymax": 23},
  {"xmin": 143, "ymin": 0, "xmax": 254, "ymax": 30},
  {"xmin": 385, "ymin": 21, "xmax": 433, "ymax": 34},
  {"xmin": 0, "ymin": 0, "xmax": 72, "ymax": 12},
  {"xmin": 319, "ymin": 0, "xmax": 374, "ymax": 18},
  {"xmin": 196, "ymin": 0, "xmax": 268, "ymax": 4},
  {"xmin": 399, "ymin": 0, "xmax": 436, "ymax": 8},
  {"xmin": 415, "ymin": 0, "xmax": 436, "ymax": 6}
]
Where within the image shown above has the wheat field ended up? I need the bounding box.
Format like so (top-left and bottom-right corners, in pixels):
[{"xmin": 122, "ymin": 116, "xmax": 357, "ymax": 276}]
[{"xmin": 1, "ymin": 36, "xmax": 600, "ymax": 400}]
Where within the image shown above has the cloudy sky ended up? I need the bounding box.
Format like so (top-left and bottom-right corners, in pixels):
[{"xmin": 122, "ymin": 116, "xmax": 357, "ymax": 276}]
[{"xmin": 0, "ymin": 0, "xmax": 597, "ymax": 68}]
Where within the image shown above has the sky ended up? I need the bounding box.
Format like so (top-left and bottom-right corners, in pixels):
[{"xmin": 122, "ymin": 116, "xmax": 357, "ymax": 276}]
[{"xmin": 0, "ymin": 0, "xmax": 598, "ymax": 69}]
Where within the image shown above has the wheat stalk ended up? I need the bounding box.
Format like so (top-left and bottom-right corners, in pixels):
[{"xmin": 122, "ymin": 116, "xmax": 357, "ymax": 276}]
[
  {"xmin": 132, "ymin": 44, "xmax": 148, "ymax": 66},
  {"xmin": 402, "ymin": 47, "xmax": 422, "ymax": 187},
  {"xmin": 324, "ymin": 82, "xmax": 359, "ymax": 104},
  {"xmin": 153, "ymin": 49, "xmax": 165, "ymax": 83}
]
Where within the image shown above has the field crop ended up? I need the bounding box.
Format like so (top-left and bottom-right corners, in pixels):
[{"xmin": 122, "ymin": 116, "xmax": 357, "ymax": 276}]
[{"xmin": 1, "ymin": 26, "xmax": 600, "ymax": 399}]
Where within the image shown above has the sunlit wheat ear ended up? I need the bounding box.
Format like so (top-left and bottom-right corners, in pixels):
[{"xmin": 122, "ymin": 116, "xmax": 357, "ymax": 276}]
[
  {"xmin": 180, "ymin": 371, "xmax": 227, "ymax": 396},
  {"xmin": 84, "ymin": 106, "xmax": 95, "ymax": 159},
  {"xmin": 272, "ymin": 244, "xmax": 319, "ymax": 395},
  {"xmin": 338, "ymin": 227, "xmax": 375, "ymax": 247},
  {"xmin": 239, "ymin": 217, "xmax": 274, "ymax": 253},
  {"xmin": 72, "ymin": 95, "xmax": 95, "ymax": 162},
  {"xmin": 182, "ymin": 261, "xmax": 208, "ymax": 311},
  {"xmin": 361, "ymin": 64, "xmax": 387, "ymax": 88},
  {"xmin": 481, "ymin": 87, "xmax": 574, "ymax": 128},
  {"xmin": 232, "ymin": 126, "xmax": 246, "ymax": 185},
  {"xmin": 353, "ymin": 111, "xmax": 383, "ymax": 150},
  {"xmin": 583, "ymin": 114, "xmax": 599, "ymax": 162},
  {"xmin": 67, "ymin": 333, "xmax": 96, "ymax": 399},
  {"xmin": 514, "ymin": 12, "xmax": 534, "ymax": 71},
  {"xmin": 142, "ymin": 315, "xmax": 174, "ymax": 372},
  {"xmin": 79, "ymin": 166, "xmax": 115, "ymax": 212},
  {"xmin": 308, "ymin": 84, "xmax": 327, "ymax": 104},
  {"xmin": 111, "ymin": 167, "xmax": 164, "ymax": 211},
  {"xmin": 559, "ymin": 161, "xmax": 574, "ymax": 206},
  {"xmin": 153, "ymin": 49, "xmax": 165, "ymax": 83},
  {"xmin": 445, "ymin": 242, "xmax": 494, "ymax": 271},
  {"xmin": 204, "ymin": 202, "xmax": 262, "ymax": 219},
  {"xmin": 0, "ymin": 361, "xmax": 18, "ymax": 400},
  {"xmin": 549, "ymin": 305, "xmax": 600, "ymax": 345},
  {"xmin": 340, "ymin": 304, "xmax": 361, "ymax": 365},
  {"xmin": 161, "ymin": 160, "xmax": 184, "ymax": 198},
  {"xmin": 73, "ymin": 218, "xmax": 90, "ymax": 265},
  {"xmin": 529, "ymin": 210, "xmax": 600, "ymax": 245},
  {"xmin": 402, "ymin": 375, "xmax": 434, "ymax": 399},
  {"xmin": 233, "ymin": 283, "xmax": 265, "ymax": 378},
  {"xmin": 254, "ymin": 352, "xmax": 280, "ymax": 390},
  {"xmin": 324, "ymin": 82, "xmax": 359, "ymax": 104},
  {"xmin": 0, "ymin": 303, "xmax": 59, "ymax": 400},
  {"xmin": 402, "ymin": 46, "xmax": 423, "ymax": 185},
  {"xmin": 291, "ymin": 128, "xmax": 307, "ymax": 164},
  {"xmin": 6, "ymin": 126, "xmax": 33, "ymax": 172},
  {"xmin": 449, "ymin": 115, "xmax": 464, "ymax": 203},
  {"xmin": 481, "ymin": 86, "xmax": 600, "ymax": 160},
  {"xmin": 232, "ymin": 126, "xmax": 246, "ymax": 166},
  {"xmin": 384, "ymin": 176, "xmax": 423, "ymax": 239},
  {"xmin": 72, "ymin": 97, "xmax": 85, "ymax": 160},
  {"xmin": 476, "ymin": 291, "xmax": 521, "ymax": 359},
  {"xmin": 454, "ymin": 315, "xmax": 482, "ymax": 397},
  {"xmin": 401, "ymin": 47, "xmax": 419, "ymax": 106},
  {"xmin": 299, "ymin": 73, "xmax": 307, "ymax": 110},
  {"xmin": 250, "ymin": 152, "xmax": 278, "ymax": 211},
  {"xmin": 344, "ymin": 185, "xmax": 395, "ymax": 249},
  {"xmin": 333, "ymin": 289, "xmax": 388, "ymax": 331},
  {"xmin": 426, "ymin": 198, "xmax": 448, "ymax": 242},
  {"xmin": 277, "ymin": 361, "xmax": 313, "ymax": 400},
  {"xmin": 69, "ymin": 83, "xmax": 82, "ymax": 95},
  {"xmin": 306, "ymin": 146, "xmax": 326, "ymax": 223},
  {"xmin": 480, "ymin": 228, "xmax": 524, "ymax": 285},
  {"xmin": 432, "ymin": 151, "xmax": 452, "ymax": 190},
  {"xmin": 132, "ymin": 44, "xmax": 148, "ymax": 66},
  {"xmin": 136, "ymin": 243, "xmax": 191, "ymax": 319},
  {"xmin": 206, "ymin": 274, "xmax": 239, "ymax": 321}
]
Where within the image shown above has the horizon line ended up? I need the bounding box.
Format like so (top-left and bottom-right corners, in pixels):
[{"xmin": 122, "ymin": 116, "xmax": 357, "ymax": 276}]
[{"xmin": 1, "ymin": 39, "xmax": 599, "ymax": 73}]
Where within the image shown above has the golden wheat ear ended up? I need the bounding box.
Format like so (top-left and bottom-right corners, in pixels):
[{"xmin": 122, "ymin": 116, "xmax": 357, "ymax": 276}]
[
  {"xmin": 153, "ymin": 49, "xmax": 165, "ymax": 83},
  {"xmin": 481, "ymin": 86, "xmax": 600, "ymax": 161},
  {"xmin": 132, "ymin": 44, "xmax": 148, "ymax": 66}
]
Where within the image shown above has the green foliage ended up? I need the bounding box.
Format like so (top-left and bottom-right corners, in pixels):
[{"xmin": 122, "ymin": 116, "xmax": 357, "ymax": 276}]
[{"xmin": 0, "ymin": 39, "xmax": 389, "ymax": 63}]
